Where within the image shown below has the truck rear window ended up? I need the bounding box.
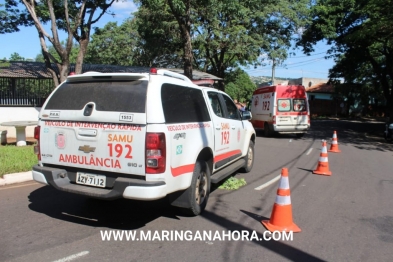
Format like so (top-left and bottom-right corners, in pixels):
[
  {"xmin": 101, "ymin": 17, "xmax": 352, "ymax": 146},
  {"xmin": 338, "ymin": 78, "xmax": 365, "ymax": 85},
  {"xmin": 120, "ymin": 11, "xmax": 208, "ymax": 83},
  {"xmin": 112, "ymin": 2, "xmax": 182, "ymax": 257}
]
[
  {"xmin": 293, "ymin": 99, "xmax": 306, "ymax": 112},
  {"xmin": 278, "ymin": 99, "xmax": 291, "ymax": 112},
  {"xmin": 45, "ymin": 80, "xmax": 148, "ymax": 113}
]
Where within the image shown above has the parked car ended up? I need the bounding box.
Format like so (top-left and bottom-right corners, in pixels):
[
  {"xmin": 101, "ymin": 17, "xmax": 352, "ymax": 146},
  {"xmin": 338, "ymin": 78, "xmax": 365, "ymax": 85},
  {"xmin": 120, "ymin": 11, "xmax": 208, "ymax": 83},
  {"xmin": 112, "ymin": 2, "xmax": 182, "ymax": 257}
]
[{"xmin": 32, "ymin": 68, "xmax": 256, "ymax": 216}]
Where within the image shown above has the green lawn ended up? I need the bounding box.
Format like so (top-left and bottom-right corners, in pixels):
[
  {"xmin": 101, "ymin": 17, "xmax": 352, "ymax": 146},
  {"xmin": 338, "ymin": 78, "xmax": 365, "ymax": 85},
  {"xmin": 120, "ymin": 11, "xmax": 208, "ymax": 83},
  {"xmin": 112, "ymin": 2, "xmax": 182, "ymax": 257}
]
[{"xmin": 0, "ymin": 145, "xmax": 37, "ymax": 177}]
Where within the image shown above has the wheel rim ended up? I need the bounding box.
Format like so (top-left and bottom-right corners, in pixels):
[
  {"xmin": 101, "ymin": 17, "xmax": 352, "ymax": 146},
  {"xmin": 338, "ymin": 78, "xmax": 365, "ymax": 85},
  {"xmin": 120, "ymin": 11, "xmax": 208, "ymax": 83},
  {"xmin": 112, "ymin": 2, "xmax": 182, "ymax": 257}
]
[
  {"xmin": 247, "ymin": 146, "xmax": 253, "ymax": 167},
  {"xmin": 195, "ymin": 171, "xmax": 207, "ymax": 205}
]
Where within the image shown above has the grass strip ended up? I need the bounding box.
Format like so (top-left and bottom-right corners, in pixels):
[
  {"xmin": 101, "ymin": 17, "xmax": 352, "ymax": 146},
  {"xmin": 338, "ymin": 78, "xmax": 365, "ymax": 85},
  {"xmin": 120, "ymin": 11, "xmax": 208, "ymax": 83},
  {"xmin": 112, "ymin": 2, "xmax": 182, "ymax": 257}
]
[{"xmin": 0, "ymin": 145, "xmax": 37, "ymax": 177}]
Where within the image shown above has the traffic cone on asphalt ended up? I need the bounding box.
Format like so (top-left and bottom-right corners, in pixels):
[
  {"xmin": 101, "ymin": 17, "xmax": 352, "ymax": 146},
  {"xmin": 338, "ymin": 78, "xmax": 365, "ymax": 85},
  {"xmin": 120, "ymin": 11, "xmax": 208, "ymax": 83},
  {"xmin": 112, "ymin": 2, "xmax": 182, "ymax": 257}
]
[
  {"xmin": 328, "ymin": 131, "xmax": 341, "ymax": 153},
  {"xmin": 313, "ymin": 140, "xmax": 332, "ymax": 176},
  {"xmin": 261, "ymin": 168, "xmax": 301, "ymax": 233}
]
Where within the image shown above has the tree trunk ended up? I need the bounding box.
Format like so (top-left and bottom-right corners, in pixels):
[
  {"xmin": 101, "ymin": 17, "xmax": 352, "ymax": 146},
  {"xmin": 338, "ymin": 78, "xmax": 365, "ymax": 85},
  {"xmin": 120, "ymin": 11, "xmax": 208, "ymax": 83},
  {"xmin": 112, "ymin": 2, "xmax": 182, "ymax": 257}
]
[
  {"xmin": 168, "ymin": 0, "xmax": 193, "ymax": 80},
  {"xmin": 182, "ymin": 26, "xmax": 193, "ymax": 80},
  {"xmin": 75, "ymin": 38, "xmax": 89, "ymax": 74}
]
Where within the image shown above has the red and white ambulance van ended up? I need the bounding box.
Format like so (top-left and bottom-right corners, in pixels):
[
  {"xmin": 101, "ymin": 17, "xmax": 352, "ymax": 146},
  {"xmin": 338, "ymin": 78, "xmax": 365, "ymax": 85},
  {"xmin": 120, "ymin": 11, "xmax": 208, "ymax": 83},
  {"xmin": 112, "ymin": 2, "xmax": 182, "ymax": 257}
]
[{"xmin": 250, "ymin": 84, "xmax": 310, "ymax": 137}]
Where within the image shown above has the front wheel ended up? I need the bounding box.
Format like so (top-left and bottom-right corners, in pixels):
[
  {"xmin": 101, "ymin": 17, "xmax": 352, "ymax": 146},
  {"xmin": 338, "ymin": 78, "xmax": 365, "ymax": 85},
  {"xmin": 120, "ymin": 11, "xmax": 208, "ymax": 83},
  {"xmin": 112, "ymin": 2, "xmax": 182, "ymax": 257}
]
[
  {"xmin": 241, "ymin": 140, "xmax": 254, "ymax": 173},
  {"xmin": 184, "ymin": 161, "xmax": 211, "ymax": 216}
]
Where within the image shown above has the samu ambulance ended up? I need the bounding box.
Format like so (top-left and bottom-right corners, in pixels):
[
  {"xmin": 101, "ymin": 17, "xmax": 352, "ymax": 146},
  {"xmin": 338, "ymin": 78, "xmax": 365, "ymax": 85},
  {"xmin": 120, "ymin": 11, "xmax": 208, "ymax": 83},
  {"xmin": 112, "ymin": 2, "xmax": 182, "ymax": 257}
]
[{"xmin": 250, "ymin": 84, "xmax": 310, "ymax": 137}]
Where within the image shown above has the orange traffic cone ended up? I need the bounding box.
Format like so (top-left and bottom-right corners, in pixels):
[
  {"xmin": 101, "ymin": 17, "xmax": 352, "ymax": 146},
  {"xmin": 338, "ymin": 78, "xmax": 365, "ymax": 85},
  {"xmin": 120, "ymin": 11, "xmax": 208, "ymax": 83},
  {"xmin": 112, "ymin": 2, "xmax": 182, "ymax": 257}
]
[
  {"xmin": 262, "ymin": 168, "xmax": 301, "ymax": 233},
  {"xmin": 313, "ymin": 140, "xmax": 332, "ymax": 176},
  {"xmin": 328, "ymin": 131, "xmax": 341, "ymax": 153}
]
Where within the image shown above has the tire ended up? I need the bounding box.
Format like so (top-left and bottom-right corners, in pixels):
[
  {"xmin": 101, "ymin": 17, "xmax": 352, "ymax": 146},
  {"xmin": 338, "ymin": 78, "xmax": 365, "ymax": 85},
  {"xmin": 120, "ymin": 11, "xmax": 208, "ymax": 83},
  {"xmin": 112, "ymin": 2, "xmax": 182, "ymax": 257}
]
[
  {"xmin": 264, "ymin": 123, "xmax": 270, "ymax": 137},
  {"xmin": 241, "ymin": 140, "xmax": 254, "ymax": 173},
  {"xmin": 184, "ymin": 161, "xmax": 211, "ymax": 216}
]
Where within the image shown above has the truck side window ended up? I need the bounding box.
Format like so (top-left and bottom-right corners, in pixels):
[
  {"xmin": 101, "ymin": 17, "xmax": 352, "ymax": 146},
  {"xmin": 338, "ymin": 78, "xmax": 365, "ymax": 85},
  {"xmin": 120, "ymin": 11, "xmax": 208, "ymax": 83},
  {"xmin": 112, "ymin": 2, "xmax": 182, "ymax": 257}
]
[
  {"xmin": 208, "ymin": 92, "xmax": 224, "ymax": 117},
  {"xmin": 222, "ymin": 95, "xmax": 241, "ymax": 120},
  {"xmin": 161, "ymin": 84, "xmax": 211, "ymax": 123}
]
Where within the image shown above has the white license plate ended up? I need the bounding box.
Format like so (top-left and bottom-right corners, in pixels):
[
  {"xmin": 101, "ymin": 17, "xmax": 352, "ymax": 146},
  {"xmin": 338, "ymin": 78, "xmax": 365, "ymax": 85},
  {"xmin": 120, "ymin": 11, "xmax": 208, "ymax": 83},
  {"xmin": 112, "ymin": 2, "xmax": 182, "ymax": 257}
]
[
  {"xmin": 76, "ymin": 172, "xmax": 106, "ymax": 188},
  {"xmin": 278, "ymin": 117, "xmax": 290, "ymax": 122}
]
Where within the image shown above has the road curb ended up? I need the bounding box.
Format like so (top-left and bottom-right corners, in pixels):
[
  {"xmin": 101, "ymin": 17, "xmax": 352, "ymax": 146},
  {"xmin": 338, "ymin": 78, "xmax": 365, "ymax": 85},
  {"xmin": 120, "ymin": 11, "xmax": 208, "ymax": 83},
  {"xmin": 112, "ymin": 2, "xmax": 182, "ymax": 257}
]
[{"xmin": 0, "ymin": 171, "xmax": 33, "ymax": 186}]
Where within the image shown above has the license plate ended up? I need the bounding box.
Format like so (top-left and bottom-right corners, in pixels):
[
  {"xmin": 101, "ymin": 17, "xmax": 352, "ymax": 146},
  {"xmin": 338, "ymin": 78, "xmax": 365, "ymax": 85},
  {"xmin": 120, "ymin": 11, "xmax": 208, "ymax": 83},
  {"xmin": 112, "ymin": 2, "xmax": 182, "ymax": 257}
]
[
  {"xmin": 278, "ymin": 117, "xmax": 290, "ymax": 122},
  {"xmin": 76, "ymin": 172, "xmax": 106, "ymax": 188}
]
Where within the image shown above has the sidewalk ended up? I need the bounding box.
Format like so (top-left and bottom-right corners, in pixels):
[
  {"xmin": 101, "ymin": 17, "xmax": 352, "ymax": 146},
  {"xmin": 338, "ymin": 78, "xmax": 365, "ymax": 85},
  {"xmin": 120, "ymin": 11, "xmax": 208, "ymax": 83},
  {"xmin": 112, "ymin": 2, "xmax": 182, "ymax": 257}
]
[{"xmin": 0, "ymin": 171, "xmax": 33, "ymax": 186}]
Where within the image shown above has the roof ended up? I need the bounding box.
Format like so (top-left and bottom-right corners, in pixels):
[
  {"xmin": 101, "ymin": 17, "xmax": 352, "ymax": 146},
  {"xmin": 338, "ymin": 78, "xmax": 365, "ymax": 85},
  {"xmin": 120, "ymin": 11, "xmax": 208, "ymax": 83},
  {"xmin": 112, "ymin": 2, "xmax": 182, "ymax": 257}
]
[
  {"xmin": 306, "ymin": 83, "xmax": 334, "ymax": 93},
  {"xmin": 0, "ymin": 61, "xmax": 222, "ymax": 80}
]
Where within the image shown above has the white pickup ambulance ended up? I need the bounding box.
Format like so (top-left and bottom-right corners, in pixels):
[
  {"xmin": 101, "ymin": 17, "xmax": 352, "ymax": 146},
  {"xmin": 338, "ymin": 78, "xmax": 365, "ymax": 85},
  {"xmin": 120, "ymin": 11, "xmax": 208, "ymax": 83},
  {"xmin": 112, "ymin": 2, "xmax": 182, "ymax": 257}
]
[
  {"xmin": 32, "ymin": 69, "xmax": 256, "ymax": 216},
  {"xmin": 250, "ymin": 84, "xmax": 310, "ymax": 137}
]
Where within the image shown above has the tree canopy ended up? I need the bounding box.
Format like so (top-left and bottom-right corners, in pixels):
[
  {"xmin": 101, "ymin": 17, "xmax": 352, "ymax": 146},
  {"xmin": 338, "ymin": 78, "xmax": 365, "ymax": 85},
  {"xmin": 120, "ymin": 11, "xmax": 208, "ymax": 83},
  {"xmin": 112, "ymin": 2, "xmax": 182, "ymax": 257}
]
[
  {"xmin": 84, "ymin": 20, "xmax": 138, "ymax": 66},
  {"xmin": 224, "ymin": 68, "xmax": 256, "ymax": 103},
  {"xmin": 136, "ymin": 0, "xmax": 310, "ymax": 90},
  {"xmin": 297, "ymin": 0, "xmax": 393, "ymax": 116}
]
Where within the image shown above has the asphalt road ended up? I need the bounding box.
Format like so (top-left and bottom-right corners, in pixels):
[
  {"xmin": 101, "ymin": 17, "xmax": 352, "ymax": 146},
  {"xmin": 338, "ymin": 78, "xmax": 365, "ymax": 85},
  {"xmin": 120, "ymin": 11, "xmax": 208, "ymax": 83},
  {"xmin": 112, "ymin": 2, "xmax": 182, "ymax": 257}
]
[{"xmin": 1, "ymin": 119, "xmax": 393, "ymax": 262}]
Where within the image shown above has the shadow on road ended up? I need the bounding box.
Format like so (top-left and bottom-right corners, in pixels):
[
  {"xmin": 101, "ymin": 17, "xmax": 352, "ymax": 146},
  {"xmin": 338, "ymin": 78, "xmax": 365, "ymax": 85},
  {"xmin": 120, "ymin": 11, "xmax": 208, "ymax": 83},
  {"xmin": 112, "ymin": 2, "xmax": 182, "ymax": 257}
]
[
  {"xmin": 28, "ymin": 185, "xmax": 326, "ymax": 261},
  {"xmin": 257, "ymin": 119, "xmax": 393, "ymax": 152},
  {"xmin": 28, "ymin": 186, "xmax": 181, "ymax": 230}
]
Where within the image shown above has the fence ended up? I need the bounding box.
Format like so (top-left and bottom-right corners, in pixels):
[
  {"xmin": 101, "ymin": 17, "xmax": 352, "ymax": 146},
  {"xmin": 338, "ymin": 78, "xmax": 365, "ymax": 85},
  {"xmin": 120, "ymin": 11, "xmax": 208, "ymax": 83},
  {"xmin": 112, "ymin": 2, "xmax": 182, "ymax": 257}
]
[
  {"xmin": 0, "ymin": 77, "xmax": 54, "ymax": 107},
  {"xmin": 309, "ymin": 99, "xmax": 340, "ymax": 116}
]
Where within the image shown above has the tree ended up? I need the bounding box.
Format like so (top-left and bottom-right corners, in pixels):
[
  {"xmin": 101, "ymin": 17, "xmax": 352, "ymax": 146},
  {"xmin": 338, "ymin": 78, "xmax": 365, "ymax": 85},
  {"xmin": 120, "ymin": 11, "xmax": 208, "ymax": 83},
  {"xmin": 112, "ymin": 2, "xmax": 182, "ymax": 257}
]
[
  {"xmin": 0, "ymin": 1, "xmax": 33, "ymax": 33},
  {"xmin": 9, "ymin": 52, "xmax": 25, "ymax": 61},
  {"xmin": 224, "ymin": 68, "xmax": 256, "ymax": 103},
  {"xmin": 84, "ymin": 19, "xmax": 138, "ymax": 66},
  {"xmin": 137, "ymin": 0, "xmax": 310, "ymax": 90},
  {"xmin": 297, "ymin": 0, "xmax": 393, "ymax": 117},
  {"xmin": 194, "ymin": 0, "xmax": 309, "ymax": 89},
  {"xmin": 35, "ymin": 42, "xmax": 80, "ymax": 63},
  {"xmin": 133, "ymin": 3, "xmax": 183, "ymax": 67},
  {"xmin": 138, "ymin": 0, "xmax": 194, "ymax": 79},
  {"xmin": 3, "ymin": 0, "xmax": 121, "ymax": 87}
]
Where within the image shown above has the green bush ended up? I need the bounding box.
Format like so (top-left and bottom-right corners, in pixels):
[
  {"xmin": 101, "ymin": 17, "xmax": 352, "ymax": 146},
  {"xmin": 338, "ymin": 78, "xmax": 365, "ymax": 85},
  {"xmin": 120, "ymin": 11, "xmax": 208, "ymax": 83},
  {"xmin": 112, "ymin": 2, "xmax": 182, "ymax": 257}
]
[{"xmin": 219, "ymin": 176, "xmax": 247, "ymax": 190}]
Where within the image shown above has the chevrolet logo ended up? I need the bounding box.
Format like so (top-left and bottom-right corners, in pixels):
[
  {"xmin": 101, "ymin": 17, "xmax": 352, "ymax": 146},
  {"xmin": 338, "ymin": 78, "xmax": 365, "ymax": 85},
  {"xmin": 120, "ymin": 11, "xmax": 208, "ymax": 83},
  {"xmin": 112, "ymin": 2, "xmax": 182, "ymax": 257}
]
[{"xmin": 78, "ymin": 145, "xmax": 96, "ymax": 153}]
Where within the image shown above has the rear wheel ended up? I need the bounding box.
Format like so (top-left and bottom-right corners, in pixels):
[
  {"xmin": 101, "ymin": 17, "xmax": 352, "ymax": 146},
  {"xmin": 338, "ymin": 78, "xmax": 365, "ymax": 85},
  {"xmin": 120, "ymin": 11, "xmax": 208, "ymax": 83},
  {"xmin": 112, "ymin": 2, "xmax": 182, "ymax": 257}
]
[
  {"xmin": 241, "ymin": 140, "xmax": 254, "ymax": 173},
  {"xmin": 184, "ymin": 161, "xmax": 211, "ymax": 216},
  {"xmin": 264, "ymin": 123, "xmax": 271, "ymax": 137}
]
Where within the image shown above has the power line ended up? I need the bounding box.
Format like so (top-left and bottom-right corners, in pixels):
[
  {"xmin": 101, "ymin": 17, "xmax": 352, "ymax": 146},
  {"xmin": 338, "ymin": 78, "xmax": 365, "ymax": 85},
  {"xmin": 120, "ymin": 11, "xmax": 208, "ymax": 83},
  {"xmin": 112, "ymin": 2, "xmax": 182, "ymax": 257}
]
[
  {"xmin": 281, "ymin": 57, "xmax": 326, "ymax": 66},
  {"xmin": 287, "ymin": 51, "xmax": 327, "ymax": 58},
  {"xmin": 281, "ymin": 58, "xmax": 325, "ymax": 69}
]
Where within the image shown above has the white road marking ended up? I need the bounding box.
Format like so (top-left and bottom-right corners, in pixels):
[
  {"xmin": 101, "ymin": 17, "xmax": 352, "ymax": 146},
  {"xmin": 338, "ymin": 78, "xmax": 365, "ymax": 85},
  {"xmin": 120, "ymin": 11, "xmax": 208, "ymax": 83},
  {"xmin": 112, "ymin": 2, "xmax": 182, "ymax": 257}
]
[
  {"xmin": 289, "ymin": 139, "xmax": 292, "ymax": 142},
  {"xmin": 61, "ymin": 212, "xmax": 98, "ymax": 222},
  {"xmin": 0, "ymin": 181, "xmax": 38, "ymax": 190},
  {"xmin": 306, "ymin": 148, "xmax": 313, "ymax": 155},
  {"xmin": 254, "ymin": 175, "xmax": 281, "ymax": 190},
  {"xmin": 53, "ymin": 251, "xmax": 89, "ymax": 262}
]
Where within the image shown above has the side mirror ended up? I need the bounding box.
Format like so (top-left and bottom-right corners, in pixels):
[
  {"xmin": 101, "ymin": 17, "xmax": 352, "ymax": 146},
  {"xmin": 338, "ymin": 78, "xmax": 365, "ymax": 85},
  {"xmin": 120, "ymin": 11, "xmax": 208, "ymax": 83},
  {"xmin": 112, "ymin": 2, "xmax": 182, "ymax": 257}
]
[{"xmin": 241, "ymin": 110, "xmax": 252, "ymax": 120}]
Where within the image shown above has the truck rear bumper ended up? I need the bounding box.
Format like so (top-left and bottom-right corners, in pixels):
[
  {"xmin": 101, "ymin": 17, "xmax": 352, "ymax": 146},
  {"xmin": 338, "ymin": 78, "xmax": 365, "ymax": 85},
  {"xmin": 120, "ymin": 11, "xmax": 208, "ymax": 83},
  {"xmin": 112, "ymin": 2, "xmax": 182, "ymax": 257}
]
[
  {"xmin": 32, "ymin": 164, "xmax": 167, "ymax": 200},
  {"xmin": 273, "ymin": 125, "xmax": 310, "ymax": 133}
]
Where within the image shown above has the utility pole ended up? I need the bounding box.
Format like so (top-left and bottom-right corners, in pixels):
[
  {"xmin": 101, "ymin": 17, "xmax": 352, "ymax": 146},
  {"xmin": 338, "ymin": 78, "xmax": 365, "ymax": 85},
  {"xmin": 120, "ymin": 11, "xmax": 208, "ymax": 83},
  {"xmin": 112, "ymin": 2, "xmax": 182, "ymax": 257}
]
[{"xmin": 271, "ymin": 58, "xmax": 275, "ymax": 85}]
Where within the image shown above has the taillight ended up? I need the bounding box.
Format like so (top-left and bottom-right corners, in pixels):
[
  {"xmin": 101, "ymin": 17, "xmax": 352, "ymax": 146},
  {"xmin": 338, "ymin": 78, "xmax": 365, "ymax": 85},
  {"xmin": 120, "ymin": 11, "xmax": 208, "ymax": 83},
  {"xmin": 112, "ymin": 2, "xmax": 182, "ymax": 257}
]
[
  {"xmin": 272, "ymin": 116, "xmax": 276, "ymax": 124},
  {"xmin": 34, "ymin": 126, "xmax": 41, "ymax": 160},
  {"xmin": 308, "ymin": 115, "xmax": 310, "ymax": 125},
  {"xmin": 146, "ymin": 133, "xmax": 166, "ymax": 174},
  {"xmin": 150, "ymin": 68, "xmax": 158, "ymax": 74}
]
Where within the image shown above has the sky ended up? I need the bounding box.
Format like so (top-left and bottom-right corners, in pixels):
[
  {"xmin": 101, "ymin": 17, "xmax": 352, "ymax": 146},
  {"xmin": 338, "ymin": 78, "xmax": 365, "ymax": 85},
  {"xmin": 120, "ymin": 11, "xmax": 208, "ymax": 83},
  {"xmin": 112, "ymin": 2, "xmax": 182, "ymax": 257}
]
[{"xmin": 0, "ymin": 1, "xmax": 335, "ymax": 80}]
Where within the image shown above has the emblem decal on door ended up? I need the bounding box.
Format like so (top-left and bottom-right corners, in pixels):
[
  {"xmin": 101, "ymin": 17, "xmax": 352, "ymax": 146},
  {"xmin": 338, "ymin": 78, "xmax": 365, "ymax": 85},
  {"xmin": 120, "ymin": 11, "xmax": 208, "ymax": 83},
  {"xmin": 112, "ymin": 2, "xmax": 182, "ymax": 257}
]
[
  {"xmin": 55, "ymin": 132, "xmax": 66, "ymax": 149},
  {"xmin": 173, "ymin": 133, "xmax": 186, "ymax": 140},
  {"xmin": 176, "ymin": 145, "xmax": 183, "ymax": 155}
]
